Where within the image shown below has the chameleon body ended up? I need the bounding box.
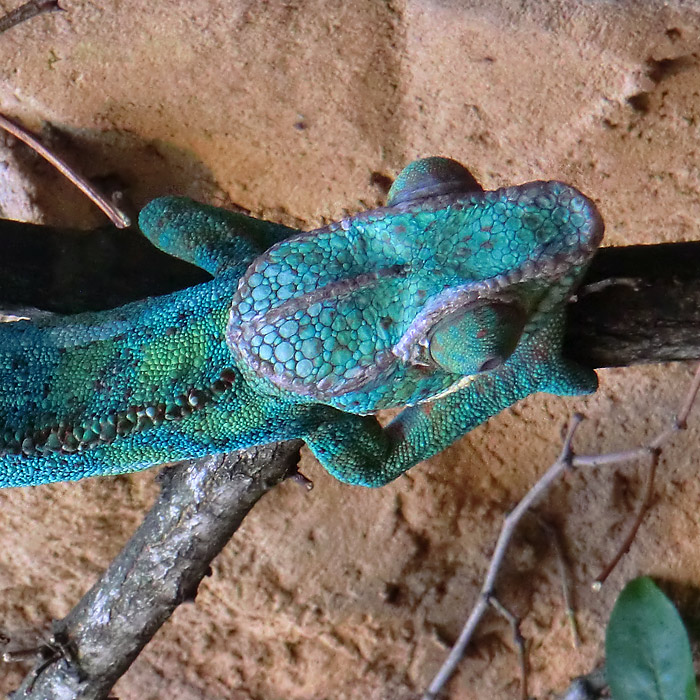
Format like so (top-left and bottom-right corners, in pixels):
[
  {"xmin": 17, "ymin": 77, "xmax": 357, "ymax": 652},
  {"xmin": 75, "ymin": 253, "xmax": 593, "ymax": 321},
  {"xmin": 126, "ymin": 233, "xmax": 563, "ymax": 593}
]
[{"xmin": 0, "ymin": 157, "xmax": 603, "ymax": 488}]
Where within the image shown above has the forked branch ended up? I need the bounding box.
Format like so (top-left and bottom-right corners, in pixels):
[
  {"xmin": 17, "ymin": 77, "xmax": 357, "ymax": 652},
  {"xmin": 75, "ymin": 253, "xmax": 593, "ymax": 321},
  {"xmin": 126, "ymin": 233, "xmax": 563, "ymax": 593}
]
[{"xmin": 422, "ymin": 364, "xmax": 700, "ymax": 700}]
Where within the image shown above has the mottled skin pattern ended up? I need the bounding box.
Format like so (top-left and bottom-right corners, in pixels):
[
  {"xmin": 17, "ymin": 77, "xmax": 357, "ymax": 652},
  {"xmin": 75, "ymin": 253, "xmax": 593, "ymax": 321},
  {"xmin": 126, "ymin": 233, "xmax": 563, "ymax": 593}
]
[{"xmin": 0, "ymin": 158, "xmax": 603, "ymax": 488}]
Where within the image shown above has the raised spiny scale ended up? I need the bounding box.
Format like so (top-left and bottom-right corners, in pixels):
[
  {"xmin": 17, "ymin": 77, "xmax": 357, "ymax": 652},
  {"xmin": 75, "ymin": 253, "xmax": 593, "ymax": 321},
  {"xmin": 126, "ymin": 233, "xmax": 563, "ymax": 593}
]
[{"xmin": 0, "ymin": 368, "xmax": 238, "ymax": 457}]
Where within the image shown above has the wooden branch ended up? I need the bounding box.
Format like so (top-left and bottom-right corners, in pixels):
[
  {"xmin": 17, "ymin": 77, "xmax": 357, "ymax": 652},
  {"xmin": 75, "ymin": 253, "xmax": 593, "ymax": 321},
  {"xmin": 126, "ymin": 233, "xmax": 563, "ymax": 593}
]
[
  {"xmin": 0, "ymin": 114, "xmax": 131, "ymax": 228},
  {"xmin": 0, "ymin": 218, "xmax": 208, "ymax": 314},
  {"xmin": 0, "ymin": 0, "xmax": 61, "ymax": 35},
  {"xmin": 565, "ymin": 241, "xmax": 700, "ymax": 367},
  {"xmin": 1, "ymin": 216, "xmax": 699, "ymax": 366},
  {"xmin": 8, "ymin": 441, "xmax": 304, "ymax": 700}
]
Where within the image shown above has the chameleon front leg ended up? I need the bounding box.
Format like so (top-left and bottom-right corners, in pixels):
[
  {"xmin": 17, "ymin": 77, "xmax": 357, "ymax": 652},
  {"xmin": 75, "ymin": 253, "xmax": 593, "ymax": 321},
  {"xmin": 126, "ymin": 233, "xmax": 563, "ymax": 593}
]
[
  {"xmin": 304, "ymin": 369, "xmax": 532, "ymax": 487},
  {"xmin": 305, "ymin": 314, "xmax": 597, "ymax": 487},
  {"xmin": 138, "ymin": 197, "xmax": 298, "ymax": 276}
]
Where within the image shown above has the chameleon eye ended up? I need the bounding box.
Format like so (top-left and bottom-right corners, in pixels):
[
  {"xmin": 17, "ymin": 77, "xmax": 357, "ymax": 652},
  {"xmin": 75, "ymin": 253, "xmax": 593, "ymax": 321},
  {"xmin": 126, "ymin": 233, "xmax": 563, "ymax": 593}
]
[
  {"xmin": 426, "ymin": 301, "xmax": 526, "ymax": 376},
  {"xmin": 387, "ymin": 157, "xmax": 483, "ymax": 207}
]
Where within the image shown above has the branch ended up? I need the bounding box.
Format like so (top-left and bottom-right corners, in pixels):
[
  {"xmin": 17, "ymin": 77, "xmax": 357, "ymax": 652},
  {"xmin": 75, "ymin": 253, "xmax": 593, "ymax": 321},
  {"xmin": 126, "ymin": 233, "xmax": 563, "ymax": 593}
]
[
  {"xmin": 0, "ymin": 114, "xmax": 131, "ymax": 228},
  {"xmin": 2, "ymin": 217, "xmax": 700, "ymax": 366},
  {"xmin": 422, "ymin": 414, "xmax": 585, "ymax": 700},
  {"xmin": 565, "ymin": 241, "xmax": 700, "ymax": 367},
  {"xmin": 0, "ymin": 0, "xmax": 61, "ymax": 35},
  {"xmin": 0, "ymin": 218, "xmax": 208, "ymax": 314},
  {"xmin": 422, "ymin": 365, "xmax": 700, "ymax": 700},
  {"xmin": 7, "ymin": 441, "xmax": 304, "ymax": 699}
]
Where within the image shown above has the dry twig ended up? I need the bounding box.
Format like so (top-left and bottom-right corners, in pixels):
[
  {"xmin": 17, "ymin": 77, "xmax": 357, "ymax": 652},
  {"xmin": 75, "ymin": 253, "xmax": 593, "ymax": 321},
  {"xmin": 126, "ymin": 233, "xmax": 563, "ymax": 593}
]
[
  {"xmin": 423, "ymin": 364, "xmax": 700, "ymax": 700},
  {"xmin": 0, "ymin": 113, "xmax": 131, "ymax": 228},
  {"xmin": 593, "ymin": 452, "xmax": 659, "ymax": 589},
  {"xmin": 422, "ymin": 414, "xmax": 583, "ymax": 700},
  {"xmin": 0, "ymin": 0, "xmax": 61, "ymax": 34},
  {"xmin": 488, "ymin": 596, "xmax": 528, "ymax": 700}
]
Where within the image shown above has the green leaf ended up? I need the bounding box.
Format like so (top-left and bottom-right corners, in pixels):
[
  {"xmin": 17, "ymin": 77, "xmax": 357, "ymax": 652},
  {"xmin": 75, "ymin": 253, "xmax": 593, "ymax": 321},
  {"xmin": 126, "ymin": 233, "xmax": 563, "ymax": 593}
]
[{"xmin": 606, "ymin": 576, "xmax": 698, "ymax": 700}]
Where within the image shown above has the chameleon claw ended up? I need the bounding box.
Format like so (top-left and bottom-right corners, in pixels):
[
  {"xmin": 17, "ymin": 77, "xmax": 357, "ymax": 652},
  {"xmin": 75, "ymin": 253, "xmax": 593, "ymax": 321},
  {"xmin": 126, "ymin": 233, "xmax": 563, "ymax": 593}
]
[{"xmin": 288, "ymin": 469, "xmax": 314, "ymax": 492}]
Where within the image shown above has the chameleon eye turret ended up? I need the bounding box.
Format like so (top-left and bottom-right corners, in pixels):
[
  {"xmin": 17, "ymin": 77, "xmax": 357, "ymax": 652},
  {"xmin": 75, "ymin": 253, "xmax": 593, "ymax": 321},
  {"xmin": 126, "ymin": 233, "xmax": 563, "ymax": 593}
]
[
  {"xmin": 386, "ymin": 156, "xmax": 483, "ymax": 206},
  {"xmin": 426, "ymin": 301, "xmax": 527, "ymax": 375}
]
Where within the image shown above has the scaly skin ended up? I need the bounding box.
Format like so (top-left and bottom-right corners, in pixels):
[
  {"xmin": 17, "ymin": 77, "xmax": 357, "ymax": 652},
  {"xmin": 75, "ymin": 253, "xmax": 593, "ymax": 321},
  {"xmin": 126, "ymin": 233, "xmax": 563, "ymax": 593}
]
[{"xmin": 0, "ymin": 157, "xmax": 603, "ymax": 488}]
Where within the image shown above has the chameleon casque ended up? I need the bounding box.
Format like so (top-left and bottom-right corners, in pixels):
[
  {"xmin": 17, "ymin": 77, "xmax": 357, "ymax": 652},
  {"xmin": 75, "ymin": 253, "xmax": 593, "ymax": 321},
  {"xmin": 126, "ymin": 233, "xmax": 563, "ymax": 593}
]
[{"xmin": 0, "ymin": 157, "xmax": 604, "ymax": 488}]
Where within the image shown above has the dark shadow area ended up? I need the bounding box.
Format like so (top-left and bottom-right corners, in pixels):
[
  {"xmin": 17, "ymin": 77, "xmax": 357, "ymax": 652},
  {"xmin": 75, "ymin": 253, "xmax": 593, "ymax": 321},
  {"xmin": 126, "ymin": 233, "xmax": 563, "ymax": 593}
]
[
  {"xmin": 0, "ymin": 218, "xmax": 208, "ymax": 313},
  {"xmin": 0, "ymin": 124, "xmax": 245, "ymax": 311}
]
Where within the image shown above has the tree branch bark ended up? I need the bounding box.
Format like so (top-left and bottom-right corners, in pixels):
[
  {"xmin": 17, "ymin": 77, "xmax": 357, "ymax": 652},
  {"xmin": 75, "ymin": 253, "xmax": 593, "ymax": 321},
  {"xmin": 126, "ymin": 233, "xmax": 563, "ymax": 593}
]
[
  {"xmin": 565, "ymin": 241, "xmax": 700, "ymax": 367},
  {"xmin": 2, "ymin": 217, "xmax": 699, "ymax": 367},
  {"xmin": 8, "ymin": 441, "xmax": 304, "ymax": 700}
]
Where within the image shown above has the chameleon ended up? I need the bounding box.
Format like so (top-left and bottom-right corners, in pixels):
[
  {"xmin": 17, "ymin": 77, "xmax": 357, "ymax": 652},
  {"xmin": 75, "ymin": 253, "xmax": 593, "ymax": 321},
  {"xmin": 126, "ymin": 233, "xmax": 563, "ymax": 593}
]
[{"xmin": 0, "ymin": 157, "xmax": 603, "ymax": 488}]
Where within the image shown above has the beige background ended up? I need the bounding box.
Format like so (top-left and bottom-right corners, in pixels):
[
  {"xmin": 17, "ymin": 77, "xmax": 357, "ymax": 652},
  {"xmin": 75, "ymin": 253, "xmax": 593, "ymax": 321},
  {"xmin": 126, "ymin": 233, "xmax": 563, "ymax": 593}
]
[{"xmin": 1, "ymin": 1, "xmax": 700, "ymax": 698}]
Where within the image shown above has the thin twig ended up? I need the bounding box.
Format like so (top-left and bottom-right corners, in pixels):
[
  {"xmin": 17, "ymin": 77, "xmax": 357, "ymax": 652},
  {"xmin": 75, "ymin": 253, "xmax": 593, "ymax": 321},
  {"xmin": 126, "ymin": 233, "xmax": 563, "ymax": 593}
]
[
  {"xmin": 672, "ymin": 364, "xmax": 700, "ymax": 428},
  {"xmin": 423, "ymin": 364, "xmax": 700, "ymax": 700},
  {"xmin": 539, "ymin": 517, "xmax": 580, "ymax": 648},
  {"xmin": 586, "ymin": 365, "xmax": 700, "ymax": 587},
  {"xmin": 573, "ymin": 363, "xmax": 700, "ymax": 474},
  {"xmin": 0, "ymin": 0, "xmax": 61, "ymax": 34},
  {"xmin": 421, "ymin": 415, "xmax": 583, "ymax": 700},
  {"xmin": 3, "ymin": 647, "xmax": 43, "ymax": 663},
  {"xmin": 488, "ymin": 596, "xmax": 528, "ymax": 700},
  {"xmin": 0, "ymin": 112, "xmax": 131, "ymax": 228},
  {"xmin": 593, "ymin": 451, "xmax": 659, "ymax": 589}
]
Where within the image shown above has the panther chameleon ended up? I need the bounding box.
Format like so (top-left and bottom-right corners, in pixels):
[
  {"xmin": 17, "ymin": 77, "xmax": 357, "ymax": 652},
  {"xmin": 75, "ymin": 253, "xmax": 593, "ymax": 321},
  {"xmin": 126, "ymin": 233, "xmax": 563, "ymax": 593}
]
[{"xmin": 0, "ymin": 157, "xmax": 603, "ymax": 487}]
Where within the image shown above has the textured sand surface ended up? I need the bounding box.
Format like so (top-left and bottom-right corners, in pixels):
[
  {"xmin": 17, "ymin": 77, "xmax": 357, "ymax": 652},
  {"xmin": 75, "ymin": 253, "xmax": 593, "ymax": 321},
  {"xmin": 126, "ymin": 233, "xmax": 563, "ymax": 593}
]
[{"xmin": 1, "ymin": 2, "xmax": 700, "ymax": 698}]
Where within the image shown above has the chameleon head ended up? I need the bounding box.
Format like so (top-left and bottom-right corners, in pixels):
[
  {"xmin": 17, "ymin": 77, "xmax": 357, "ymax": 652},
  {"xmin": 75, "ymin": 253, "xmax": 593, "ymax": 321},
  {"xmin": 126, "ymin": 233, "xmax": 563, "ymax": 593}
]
[{"xmin": 226, "ymin": 158, "xmax": 603, "ymax": 407}]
